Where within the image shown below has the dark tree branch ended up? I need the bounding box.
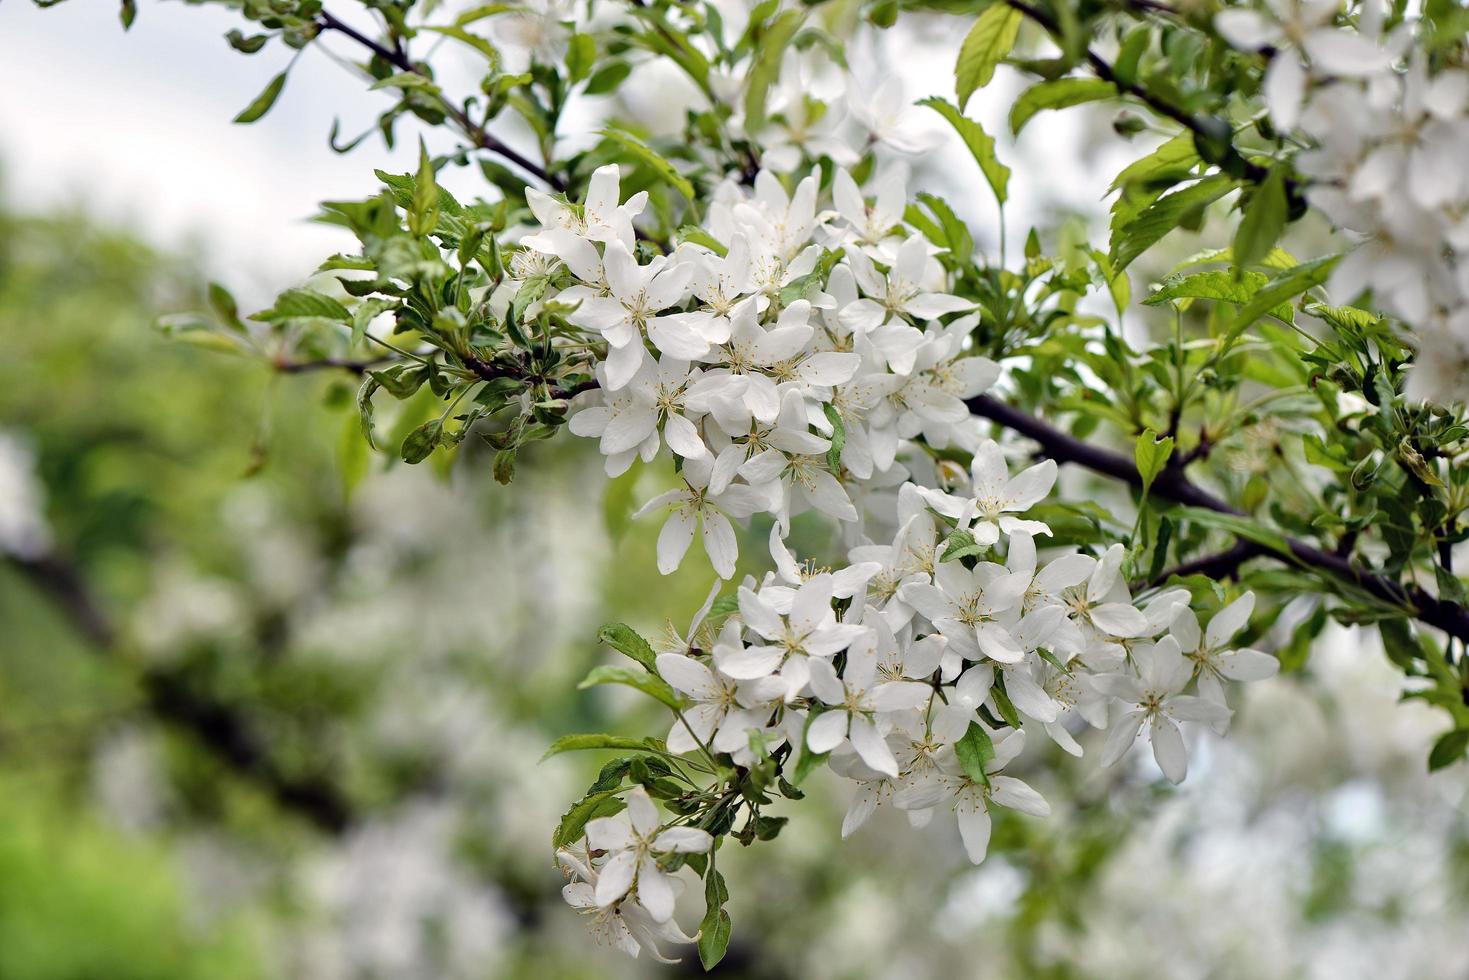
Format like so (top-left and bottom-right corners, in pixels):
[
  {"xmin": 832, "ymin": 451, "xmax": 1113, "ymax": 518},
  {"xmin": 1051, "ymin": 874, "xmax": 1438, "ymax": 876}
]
[
  {"xmin": 274, "ymin": 356, "xmax": 390, "ymax": 375},
  {"xmin": 317, "ymin": 10, "xmax": 567, "ymax": 192},
  {"xmin": 965, "ymin": 393, "xmax": 1469, "ymax": 643},
  {"xmin": 1144, "ymin": 539, "xmax": 1263, "ymax": 588},
  {"xmin": 9, "ymin": 553, "xmax": 114, "ymax": 647}
]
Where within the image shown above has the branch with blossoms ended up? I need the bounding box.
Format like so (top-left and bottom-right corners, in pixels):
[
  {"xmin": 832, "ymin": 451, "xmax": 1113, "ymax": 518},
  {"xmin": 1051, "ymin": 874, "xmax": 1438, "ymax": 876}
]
[{"xmin": 55, "ymin": 0, "xmax": 1469, "ymax": 968}]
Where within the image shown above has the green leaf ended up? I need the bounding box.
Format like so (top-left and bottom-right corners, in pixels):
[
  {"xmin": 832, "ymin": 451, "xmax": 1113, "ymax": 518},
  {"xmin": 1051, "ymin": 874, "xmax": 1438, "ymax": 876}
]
[
  {"xmin": 251, "ymin": 288, "xmax": 351, "ymax": 324},
  {"xmin": 227, "ymin": 29, "xmax": 269, "ymax": 54},
  {"xmin": 566, "ymin": 33, "xmax": 596, "ymax": 82},
  {"xmin": 369, "ymin": 365, "xmax": 427, "ymax": 400},
  {"xmin": 1144, "ymin": 270, "xmax": 1292, "ymax": 321},
  {"xmin": 676, "ymin": 226, "xmax": 728, "ymax": 255},
  {"xmin": 941, "ymin": 529, "xmax": 987, "ymax": 563},
  {"xmin": 1381, "ymin": 610, "xmax": 1434, "ymax": 673},
  {"xmin": 1428, "ymin": 728, "xmax": 1469, "ymax": 771},
  {"xmin": 357, "ymin": 375, "xmax": 380, "ymax": 450},
  {"xmin": 954, "ymin": 722, "xmax": 995, "ymax": 787},
  {"xmin": 597, "ymin": 623, "xmax": 659, "ymax": 671},
  {"xmin": 351, "ymin": 298, "xmax": 395, "ymax": 349},
  {"xmin": 920, "ymin": 96, "xmax": 1010, "ymax": 207},
  {"xmin": 578, "ymin": 665, "xmax": 682, "ymax": 709},
  {"xmin": 400, "ymin": 418, "xmax": 443, "ymax": 464},
  {"xmin": 584, "ymin": 61, "xmax": 631, "ymax": 95},
  {"xmin": 455, "ymin": 3, "xmax": 516, "ymax": 26},
  {"xmin": 410, "ymin": 139, "xmax": 440, "ymax": 237},
  {"xmin": 1009, "ymin": 78, "xmax": 1116, "ymax": 135},
  {"xmin": 119, "ymin": 0, "xmax": 137, "ymax": 28},
  {"xmin": 233, "ymin": 70, "xmax": 288, "ymax": 124},
  {"xmin": 540, "ymin": 734, "xmax": 666, "ymax": 761},
  {"xmin": 955, "ymin": 4, "xmax": 1021, "ymax": 111},
  {"xmin": 823, "ymin": 403, "xmax": 846, "ymax": 473},
  {"xmin": 1134, "ymin": 428, "xmax": 1175, "ymax": 494},
  {"xmin": 1108, "ymin": 133, "xmax": 1199, "ymax": 196},
  {"xmin": 1233, "ymin": 166, "xmax": 1288, "ymax": 271},
  {"xmin": 552, "ymin": 790, "xmax": 625, "ymax": 848},
  {"xmin": 600, "ymin": 128, "xmax": 696, "ymax": 206},
  {"xmin": 1218, "ymin": 254, "xmax": 1340, "ymax": 349},
  {"xmin": 744, "ymin": 9, "xmax": 803, "ymax": 130},
  {"xmin": 370, "ymin": 72, "xmax": 441, "ymax": 93},
  {"xmin": 1110, "ymin": 174, "xmax": 1237, "ymax": 272},
  {"xmin": 990, "ymin": 676, "xmax": 1023, "ymax": 730},
  {"xmin": 206, "ymin": 282, "xmax": 247, "ymax": 334},
  {"xmin": 697, "ymin": 897, "xmax": 732, "ymax": 969},
  {"xmin": 916, "ymin": 193, "xmax": 974, "ymax": 265},
  {"xmin": 423, "ymin": 25, "xmax": 500, "ymax": 61}
]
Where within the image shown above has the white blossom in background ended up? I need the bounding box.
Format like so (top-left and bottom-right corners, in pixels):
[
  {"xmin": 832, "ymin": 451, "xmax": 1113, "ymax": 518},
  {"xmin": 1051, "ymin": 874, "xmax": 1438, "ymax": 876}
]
[
  {"xmin": 0, "ymin": 431, "xmax": 53, "ymax": 560},
  {"xmin": 1214, "ymin": 1, "xmax": 1469, "ymax": 401}
]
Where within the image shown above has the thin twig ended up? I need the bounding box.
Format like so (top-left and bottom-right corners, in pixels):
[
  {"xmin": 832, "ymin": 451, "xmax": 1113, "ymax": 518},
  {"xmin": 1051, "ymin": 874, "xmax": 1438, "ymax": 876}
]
[
  {"xmin": 317, "ymin": 10, "xmax": 566, "ymax": 192},
  {"xmin": 1144, "ymin": 539, "xmax": 1263, "ymax": 588}
]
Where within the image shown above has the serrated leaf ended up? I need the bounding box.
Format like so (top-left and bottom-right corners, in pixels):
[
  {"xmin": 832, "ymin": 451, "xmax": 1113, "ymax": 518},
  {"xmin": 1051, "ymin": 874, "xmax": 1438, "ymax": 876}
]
[
  {"xmin": 251, "ymin": 288, "xmax": 351, "ymax": 324},
  {"xmin": 1110, "ymin": 174, "xmax": 1237, "ymax": 272},
  {"xmin": 552, "ymin": 789, "xmax": 625, "ymax": 848},
  {"xmin": 578, "ymin": 665, "xmax": 682, "ymax": 709},
  {"xmin": 540, "ymin": 734, "xmax": 666, "ymax": 761},
  {"xmin": 597, "ymin": 623, "xmax": 659, "ymax": 671},
  {"xmin": 955, "ymin": 4, "xmax": 1021, "ymax": 110},
  {"xmin": 920, "ymin": 96, "xmax": 1010, "ymax": 207},
  {"xmin": 1218, "ymin": 253, "xmax": 1340, "ymax": 349},
  {"xmin": 941, "ymin": 529, "xmax": 986, "ymax": 563},
  {"xmin": 1108, "ymin": 133, "xmax": 1200, "ymax": 196},
  {"xmin": 600, "ymin": 128, "xmax": 696, "ymax": 206},
  {"xmin": 1009, "ymin": 77, "xmax": 1116, "ymax": 135},
  {"xmin": 1144, "ymin": 270, "xmax": 1291, "ymax": 321},
  {"xmin": 233, "ymin": 70, "xmax": 288, "ymax": 124},
  {"xmin": 708, "ymin": 595, "xmax": 740, "ymax": 618}
]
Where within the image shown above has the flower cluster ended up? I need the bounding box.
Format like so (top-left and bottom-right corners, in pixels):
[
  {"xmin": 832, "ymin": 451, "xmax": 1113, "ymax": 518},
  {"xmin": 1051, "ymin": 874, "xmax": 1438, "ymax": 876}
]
[
  {"xmin": 536, "ymin": 164, "xmax": 996, "ymax": 580},
  {"xmin": 1216, "ymin": 0, "xmax": 1469, "ymax": 401},
  {"xmin": 526, "ymin": 162, "xmax": 1278, "ymax": 955}
]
